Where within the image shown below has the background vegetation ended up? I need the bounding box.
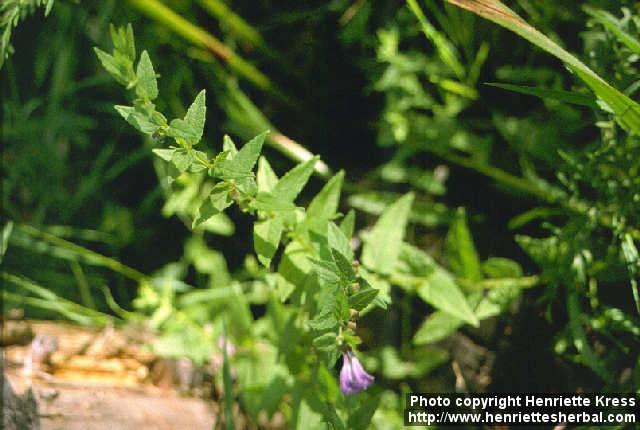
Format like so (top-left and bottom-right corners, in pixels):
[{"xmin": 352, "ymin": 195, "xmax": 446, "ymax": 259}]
[{"xmin": 2, "ymin": 0, "xmax": 639, "ymax": 427}]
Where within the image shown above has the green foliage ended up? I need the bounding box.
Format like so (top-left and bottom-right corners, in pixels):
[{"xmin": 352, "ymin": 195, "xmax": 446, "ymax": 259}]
[
  {"xmin": 1, "ymin": 0, "xmax": 54, "ymax": 68},
  {"xmin": 90, "ymin": 25, "xmax": 418, "ymax": 425},
  {"xmin": 362, "ymin": 192, "xmax": 414, "ymax": 274},
  {"xmin": 4, "ymin": 0, "xmax": 640, "ymax": 426}
]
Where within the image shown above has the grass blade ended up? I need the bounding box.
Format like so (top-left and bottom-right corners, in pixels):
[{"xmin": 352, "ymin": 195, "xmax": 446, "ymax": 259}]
[
  {"xmin": 445, "ymin": 0, "xmax": 640, "ymax": 134},
  {"xmin": 487, "ymin": 82, "xmax": 600, "ymax": 109}
]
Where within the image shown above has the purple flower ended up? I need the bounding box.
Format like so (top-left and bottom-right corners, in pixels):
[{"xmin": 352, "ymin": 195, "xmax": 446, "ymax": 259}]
[{"xmin": 340, "ymin": 351, "xmax": 374, "ymax": 395}]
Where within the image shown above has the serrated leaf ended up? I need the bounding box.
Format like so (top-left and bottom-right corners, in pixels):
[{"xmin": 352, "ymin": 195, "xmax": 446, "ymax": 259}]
[
  {"xmin": 362, "ymin": 193, "xmax": 414, "ymax": 274},
  {"xmin": 94, "ymin": 48, "xmax": 122, "ymax": 81},
  {"xmin": 396, "ymin": 243, "xmax": 436, "ymax": 277},
  {"xmin": 124, "ymin": 24, "xmax": 136, "ymax": 61},
  {"xmin": 110, "ymin": 24, "xmax": 136, "ymax": 62},
  {"xmin": 307, "ymin": 170, "xmax": 344, "ymax": 220},
  {"xmin": 413, "ymin": 311, "xmax": 463, "ymax": 345},
  {"xmin": 171, "ymin": 149, "xmax": 194, "ymax": 172},
  {"xmin": 272, "ymin": 157, "xmax": 318, "ymax": 202},
  {"xmin": 349, "ymin": 287, "xmax": 379, "ymax": 311},
  {"xmin": 278, "ymin": 240, "xmax": 311, "ymax": 286},
  {"xmin": 308, "ymin": 313, "xmax": 339, "ymax": 331},
  {"xmin": 152, "ymin": 148, "xmax": 175, "ymax": 162},
  {"xmin": 257, "ymin": 156, "xmax": 278, "ymax": 192},
  {"xmin": 168, "ymin": 118, "xmax": 199, "ymax": 141},
  {"xmin": 445, "ymin": 208, "xmax": 482, "ymax": 281},
  {"xmin": 254, "ymin": 217, "xmax": 284, "ymax": 267},
  {"xmin": 310, "ymin": 259, "xmax": 341, "ymax": 285},
  {"xmin": 254, "ymin": 192, "xmax": 297, "ymax": 212},
  {"xmin": 222, "ymin": 135, "xmax": 238, "ymax": 156},
  {"xmin": 136, "ymin": 50, "xmax": 158, "ymax": 100},
  {"xmin": 332, "ymin": 249, "xmax": 356, "ymax": 283},
  {"xmin": 417, "ymin": 269, "xmax": 479, "ymax": 326},
  {"xmin": 227, "ymin": 131, "xmax": 267, "ymax": 175},
  {"xmin": 114, "ymin": 105, "xmax": 157, "ymax": 134},
  {"xmin": 317, "ymin": 400, "xmax": 346, "ymax": 430},
  {"xmin": 192, "ymin": 184, "xmax": 232, "ymax": 228},
  {"xmin": 312, "ymin": 332, "xmax": 337, "ymax": 352},
  {"xmin": 328, "ymin": 222, "xmax": 352, "ymax": 261},
  {"xmin": 184, "ymin": 89, "xmax": 206, "ymax": 143}
]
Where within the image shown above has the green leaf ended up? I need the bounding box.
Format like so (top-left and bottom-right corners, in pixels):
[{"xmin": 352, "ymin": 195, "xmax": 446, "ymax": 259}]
[
  {"xmin": 474, "ymin": 284, "xmax": 521, "ymax": 320},
  {"xmin": 445, "ymin": 208, "xmax": 482, "ymax": 281},
  {"xmin": 110, "ymin": 24, "xmax": 135, "ymax": 62},
  {"xmin": 339, "ymin": 210, "xmax": 356, "ymax": 239},
  {"xmin": 184, "ymin": 89, "xmax": 206, "ymax": 143},
  {"xmin": 349, "ymin": 287, "xmax": 379, "ymax": 311},
  {"xmin": 222, "ymin": 135, "xmax": 238, "ymax": 156},
  {"xmin": 135, "ymin": 50, "xmax": 158, "ymax": 100},
  {"xmin": 307, "ymin": 170, "xmax": 344, "ymax": 220},
  {"xmin": 417, "ymin": 269, "xmax": 479, "ymax": 326},
  {"xmin": 328, "ymin": 222, "xmax": 353, "ymax": 261},
  {"xmin": 312, "ymin": 332, "xmax": 337, "ymax": 352},
  {"xmin": 168, "ymin": 118, "xmax": 199, "ymax": 141},
  {"xmin": 331, "ymin": 249, "xmax": 356, "ymax": 283},
  {"xmin": 44, "ymin": 0, "xmax": 55, "ymax": 16},
  {"xmin": 396, "ymin": 243, "xmax": 436, "ymax": 277},
  {"xmin": 114, "ymin": 105, "xmax": 157, "ymax": 134},
  {"xmin": 446, "ymin": 0, "xmax": 640, "ymax": 134},
  {"xmin": 226, "ymin": 131, "xmax": 268, "ymax": 175},
  {"xmin": 151, "ymin": 148, "xmax": 175, "ymax": 162},
  {"xmin": 413, "ymin": 311, "xmax": 463, "ymax": 345},
  {"xmin": 272, "ymin": 157, "xmax": 318, "ymax": 202},
  {"xmin": 310, "ymin": 259, "xmax": 341, "ymax": 286},
  {"xmin": 94, "ymin": 48, "xmax": 123, "ymax": 82},
  {"xmin": 406, "ymin": 0, "xmax": 465, "ymax": 80},
  {"xmin": 347, "ymin": 393, "xmax": 382, "ymax": 430},
  {"xmin": 257, "ymin": 156, "xmax": 278, "ymax": 192},
  {"xmin": 253, "ymin": 218, "xmax": 284, "ymax": 267},
  {"xmin": 362, "ymin": 193, "xmax": 414, "ymax": 274},
  {"xmin": 482, "ymin": 257, "xmax": 523, "ymax": 278},
  {"xmin": 192, "ymin": 184, "xmax": 232, "ymax": 228},
  {"xmin": 380, "ymin": 346, "xmax": 449, "ymax": 379},
  {"xmin": 583, "ymin": 6, "xmax": 640, "ymax": 55},
  {"xmin": 487, "ymin": 83, "xmax": 599, "ymax": 109},
  {"xmin": 171, "ymin": 149, "xmax": 194, "ymax": 172},
  {"xmin": 308, "ymin": 312, "xmax": 339, "ymax": 332},
  {"xmin": 254, "ymin": 192, "xmax": 297, "ymax": 212},
  {"xmin": 295, "ymin": 399, "xmax": 326, "ymax": 430}
]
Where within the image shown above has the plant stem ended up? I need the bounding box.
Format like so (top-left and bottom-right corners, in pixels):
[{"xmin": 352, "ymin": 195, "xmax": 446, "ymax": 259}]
[
  {"xmin": 2, "ymin": 272, "xmax": 113, "ymax": 326},
  {"xmin": 195, "ymin": 0, "xmax": 265, "ymax": 50},
  {"xmin": 16, "ymin": 224, "xmax": 148, "ymax": 284},
  {"xmin": 70, "ymin": 259, "xmax": 96, "ymax": 309}
]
